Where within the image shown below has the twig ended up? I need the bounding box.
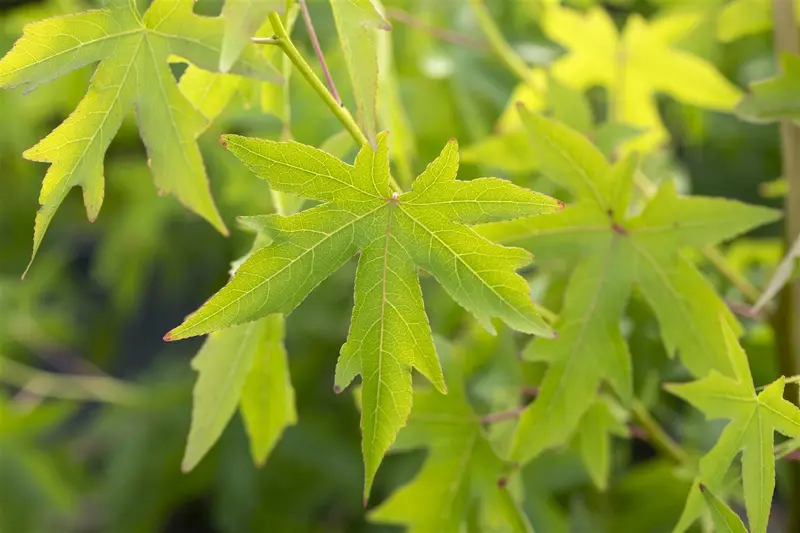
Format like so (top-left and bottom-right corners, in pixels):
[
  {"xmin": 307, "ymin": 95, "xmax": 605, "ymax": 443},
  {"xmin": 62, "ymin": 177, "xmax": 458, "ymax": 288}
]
[
  {"xmin": 251, "ymin": 37, "xmax": 281, "ymax": 44},
  {"xmin": 480, "ymin": 406, "xmax": 525, "ymax": 424},
  {"xmin": 771, "ymin": 1, "xmax": 800, "ymax": 530},
  {"xmin": 0, "ymin": 358, "xmax": 141, "ymax": 405},
  {"xmin": 298, "ymin": 0, "xmax": 342, "ymax": 105},
  {"xmin": 630, "ymin": 399, "xmax": 689, "ymax": 465},
  {"xmin": 386, "ymin": 7, "xmax": 486, "ymax": 52}
]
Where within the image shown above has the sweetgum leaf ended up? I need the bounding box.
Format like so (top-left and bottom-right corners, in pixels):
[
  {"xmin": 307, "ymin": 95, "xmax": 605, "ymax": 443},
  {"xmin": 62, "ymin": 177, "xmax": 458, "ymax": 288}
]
[
  {"xmin": 166, "ymin": 132, "xmax": 562, "ymax": 495},
  {"xmin": 369, "ymin": 340, "xmax": 532, "ymax": 533},
  {"xmin": 0, "ymin": 0, "xmax": 281, "ymax": 271},
  {"xmin": 542, "ymin": 5, "xmax": 741, "ymax": 151},
  {"xmin": 667, "ymin": 319, "xmax": 800, "ymax": 533},
  {"xmin": 477, "ymin": 109, "xmax": 780, "ymax": 468}
]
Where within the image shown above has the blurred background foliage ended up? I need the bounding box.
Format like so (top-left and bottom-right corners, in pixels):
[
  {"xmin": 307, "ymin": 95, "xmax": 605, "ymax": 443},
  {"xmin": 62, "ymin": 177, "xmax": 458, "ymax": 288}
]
[{"xmin": 0, "ymin": 0, "xmax": 794, "ymax": 532}]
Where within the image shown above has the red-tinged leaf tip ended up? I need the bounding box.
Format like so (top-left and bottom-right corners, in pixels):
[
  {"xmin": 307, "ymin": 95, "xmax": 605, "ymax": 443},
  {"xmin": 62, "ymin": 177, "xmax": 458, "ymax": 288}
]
[
  {"xmin": 363, "ymin": 494, "xmax": 369, "ymax": 509},
  {"xmin": 163, "ymin": 331, "xmax": 175, "ymax": 342},
  {"xmin": 333, "ymin": 384, "xmax": 342, "ymax": 394},
  {"xmin": 698, "ymin": 483, "xmax": 708, "ymax": 493},
  {"xmin": 551, "ymin": 330, "xmax": 559, "ymax": 339},
  {"xmin": 449, "ymin": 137, "xmax": 457, "ymax": 143},
  {"xmin": 497, "ymin": 477, "xmax": 508, "ymax": 489},
  {"xmin": 219, "ymin": 136, "xmax": 228, "ymax": 149},
  {"xmin": 556, "ymin": 199, "xmax": 566, "ymax": 210},
  {"xmin": 181, "ymin": 461, "xmax": 192, "ymax": 473}
]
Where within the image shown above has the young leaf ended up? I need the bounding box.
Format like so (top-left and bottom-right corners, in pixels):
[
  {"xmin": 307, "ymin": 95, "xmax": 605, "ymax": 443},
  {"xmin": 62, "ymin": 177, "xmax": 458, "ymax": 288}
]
[
  {"xmin": 182, "ymin": 314, "xmax": 296, "ymax": 472},
  {"xmin": 0, "ymin": 0, "xmax": 281, "ymax": 269},
  {"xmin": 737, "ymin": 53, "xmax": 800, "ymax": 124},
  {"xmin": 369, "ymin": 340, "xmax": 532, "ymax": 533},
  {"xmin": 166, "ymin": 132, "xmax": 562, "ymax": 495},
  {"xmin": 328, "ymin": 0, "xmax": 391, "ymax": 147},
  {"xmin": 542, "ymin": 5, "xmax": 741, "ymax": 151},
  {"xmin": 477, "ymin": 110, "xmax": 780, "ymax": 467},
  {"xmin": 700, "ymin": 485, "xmax": 748, "ymax": 533},
  {"xmin": 666, "ymin": 319, "xmax": 800, "ymax": 533},
  {"xmin": 219, "ymin": 0, "xmax": 284, "ymax": 73}
]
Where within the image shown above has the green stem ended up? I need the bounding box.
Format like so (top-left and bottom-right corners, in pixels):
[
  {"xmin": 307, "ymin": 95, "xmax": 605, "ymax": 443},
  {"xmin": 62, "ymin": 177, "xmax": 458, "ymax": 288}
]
[
  {"xmin": 267, "ymin": 13, "xmax": 402, "ymax": 193},
  {"xmin": 771, "ymin": 2, "xmax": 800, "ymax": 529},
  {"xmin": 468, "ymin": 0, "xmax": 533, "ymax": 86},
  {"xmin": 269, "ymin": 13, "xmax": 367, "ymax": 147},
  {"xmin": 630, "ymin": 399, "xmax": 690, "ymax": 465},
  {"xmin": 0, "ymin": 358, "xmax": 140, "ymax": 405}
]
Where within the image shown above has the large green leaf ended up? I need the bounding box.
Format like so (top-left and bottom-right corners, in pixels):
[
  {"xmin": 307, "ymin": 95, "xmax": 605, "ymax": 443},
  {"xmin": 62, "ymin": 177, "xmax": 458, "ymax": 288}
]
[
  {"xmin": 478, "ymin": 110, "xmax": 780, "ymax": 469},
  {"xmin": 166, "ymin": 132, "xmax": 561, "ymax": 496},
  {"xmin": 667, "ymin": 320, "xmax": 800, "ymax": 533},
  {"xmin": 0, "ymin": 0, "xmax": 281, "ymax": 270}
]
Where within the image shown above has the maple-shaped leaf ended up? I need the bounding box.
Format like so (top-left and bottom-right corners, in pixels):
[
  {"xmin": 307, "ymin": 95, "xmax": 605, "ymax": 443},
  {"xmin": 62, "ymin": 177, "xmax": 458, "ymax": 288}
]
[
  {"xmin": 542, "ymin": 5, "xmax": 741, "ymax": 152},
  {"xmin": 164, "ymin": 132, "xmax": 561, "ymax": 495},
  {"xmin": 182, "ymin": 314, "xmax": 296, "ymax": 472},
  {"xmin": 477, "ymin": 109, "xmax": 780, "ymax": 467},
  {"xmin": 329, "ymin": 0, "xmax": 391, "ymax": 147},
  {"xmin": 0, "ymin": 0, "xmax": 281, "ymax": 269},
  {"xmin": 369, "ymin": 339, "xmax": 532, "ymax": 533},
  {"xmin": 666, "ymin": 319, "xmax": 800, "ymax": 533},
  {"xmin": 737, "ymin": 52, "xmax": 800, "ymax": 124}
]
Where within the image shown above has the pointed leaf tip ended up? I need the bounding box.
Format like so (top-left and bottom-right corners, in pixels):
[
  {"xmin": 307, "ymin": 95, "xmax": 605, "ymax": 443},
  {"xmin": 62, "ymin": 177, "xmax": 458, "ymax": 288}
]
[{"xmin": 219, "ymin": 136, "xmax": 228, "ymax": 149}]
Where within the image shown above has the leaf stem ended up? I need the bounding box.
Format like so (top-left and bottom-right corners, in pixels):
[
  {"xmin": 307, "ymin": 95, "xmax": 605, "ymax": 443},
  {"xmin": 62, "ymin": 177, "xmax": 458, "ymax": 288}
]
[
  {"xmin": 630, "ymin": 398, "xmax": 689, "ymax": 465},
  {"xmin": 468, "ymin": 0, "xmax": 533, "ymax": 87},
  {"xmin": 269, "ymin": 13, "xmax": 366, "ymax": 147},
  {"xmin": 297, "ymin": 0, "xmax": 342, "ymax": 105},
  {"xmin": 771, "ymin": 2, "xmax": 800, "ymax": 529},
  {"xmin": 268, "ymin": 13, "xmax": 402, "ymax": 193},
  {"xmin": 0, "ymin": 358, "xmax": 140, "ymax": 405}
]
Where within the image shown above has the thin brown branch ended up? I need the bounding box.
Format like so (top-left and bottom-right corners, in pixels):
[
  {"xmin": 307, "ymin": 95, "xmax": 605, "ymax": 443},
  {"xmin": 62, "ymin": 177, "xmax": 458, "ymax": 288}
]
[
  {"xmin": 386, "ymin": 7, "xmax": 486, "ymax": 52},
  {"xmin": 298, "ymin": 0, "xmax": 341, "ymax": 105},
  {"xmin": 480, "ymin": 406, "xmax": 525, "ymax": 424}
]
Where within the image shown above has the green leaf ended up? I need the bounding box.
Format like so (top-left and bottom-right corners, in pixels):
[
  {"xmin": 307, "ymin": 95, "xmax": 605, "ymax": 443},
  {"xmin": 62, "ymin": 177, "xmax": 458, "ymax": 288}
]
[
  {"xmin": 219, "ymin": 0, "xmax": 284, "ymax": 72},
  {"xmin": 542, "ymin": 5, "xmax": 741, "ymax": 151},
  {"xmin": 0, "ymin": 0, "xmax": 281, "ymax": 271},
  {"xmin": 328, "ymin": 0, "xmax": 391, "ymax": 147},
  {"xmin": 182, "ymin": 315, "xmax": 296, "ymax": 471},
  {"xmin": 477, "ymin": 110, "xmax": 779, "ymax": 467},
  {"xmin": 369, "ymin": 340, "xmax": 532, "ymax": 533},
  {"xmin": 700, "ymin": 485, "xmax": 748, "ymax": 533},
  {"xmin": 167, "ymin": 132, "xmax": 561, "ymax": 495},
  {"xmin": 666, "ymin": 319, "xmax": 800, "ymax": 533},
  {"xmin": 737, "ymin": 53, "xmax": 800, "ymax": 124}
]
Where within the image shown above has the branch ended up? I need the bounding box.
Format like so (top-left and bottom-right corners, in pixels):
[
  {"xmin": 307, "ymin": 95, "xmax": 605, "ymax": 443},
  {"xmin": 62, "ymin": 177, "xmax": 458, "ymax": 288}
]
[
  {"xmin": 480, "ymin": 406, "xmax": 525, "ymax": 424},
  {"xmin": 298, "ymin": 0, "xmax": 342, "ymax": 105},
  {"xmin": 771, "ymin": 2, "xmax": 800, "ymax": 531},
  {"xmin": 630, "ymin": 399, "xmax": 689, "ymax": 465},
  {"xmin": 386, "ymin": 7, "xmax": 486, "ymax": 52},
  {"xmin": 0, "ymin": 358, "xmax": 141, "ymax": 405},
  {"xmin": 468, "ymin": 0, "xmax": 533, "ymax": 86}
]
